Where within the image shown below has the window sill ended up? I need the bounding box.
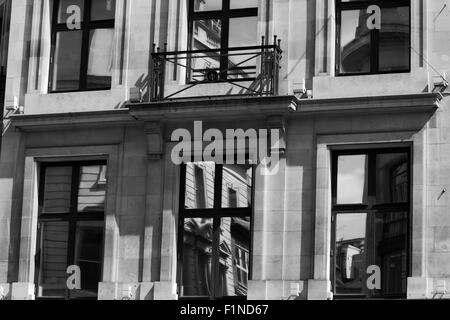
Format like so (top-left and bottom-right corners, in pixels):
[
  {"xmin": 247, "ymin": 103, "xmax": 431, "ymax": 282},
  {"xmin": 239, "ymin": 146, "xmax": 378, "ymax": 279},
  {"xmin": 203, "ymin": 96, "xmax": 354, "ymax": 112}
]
[{"xmin": 312, "ymin": 68, "xmax": 429, "ymax": 100}]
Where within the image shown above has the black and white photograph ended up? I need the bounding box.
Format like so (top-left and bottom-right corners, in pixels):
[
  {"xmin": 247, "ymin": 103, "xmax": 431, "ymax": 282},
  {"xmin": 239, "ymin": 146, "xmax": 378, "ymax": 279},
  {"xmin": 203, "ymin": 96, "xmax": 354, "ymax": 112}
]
[{"xmin": 0, "ymin": 0, "xmax": 449, "ymax": 315}]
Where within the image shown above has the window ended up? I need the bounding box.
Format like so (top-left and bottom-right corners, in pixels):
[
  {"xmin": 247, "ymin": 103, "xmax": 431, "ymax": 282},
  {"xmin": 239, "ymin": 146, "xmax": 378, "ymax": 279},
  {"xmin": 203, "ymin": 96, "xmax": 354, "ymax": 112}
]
[
  {"xmin": 36, "ymin": 161, "xmax": 107, "ymax": 300},
  {"xmin": 188, "ymin": 0, "xmax": 258, "ymax": 82},
  {"xmin": 179, "ymin": 162, "xmax": 253, "ymax": 299},
  {"xmin": 336, "ymin": 0, "xmax": 410, "ymax": 75},
  {"xmin": 50, "ymin": 0, "xmax": 116, "ymax": 92},
  {"xmin": 332, "ymin": 149, "xmax": 410, "ymax": 299}
]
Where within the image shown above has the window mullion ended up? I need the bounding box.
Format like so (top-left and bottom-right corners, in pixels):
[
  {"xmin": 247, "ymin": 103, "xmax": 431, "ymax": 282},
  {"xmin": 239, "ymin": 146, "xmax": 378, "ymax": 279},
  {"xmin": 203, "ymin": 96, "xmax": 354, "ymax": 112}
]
[
  {"xmin": 211, "ymin": 164, "xmax": 223, "ymax": 299},
  {"xmin": 79, "ymin": 0, "xmax": 91, "ymax": 90}
]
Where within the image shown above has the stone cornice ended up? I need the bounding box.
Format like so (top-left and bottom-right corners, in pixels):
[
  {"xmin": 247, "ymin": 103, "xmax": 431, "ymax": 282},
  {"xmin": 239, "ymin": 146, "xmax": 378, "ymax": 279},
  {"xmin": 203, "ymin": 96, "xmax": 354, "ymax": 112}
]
[{"xmin": 9, "ymin": 93, "xmax": 441, "ymax": 131}]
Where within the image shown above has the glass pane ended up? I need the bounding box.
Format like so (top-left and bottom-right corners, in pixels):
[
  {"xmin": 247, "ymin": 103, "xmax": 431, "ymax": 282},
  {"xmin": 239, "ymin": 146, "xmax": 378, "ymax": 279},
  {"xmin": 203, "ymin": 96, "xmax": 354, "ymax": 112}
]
[
  {"xmin": 77, "ymin": 165, "xmax": 107, "ymax": 213},
  {"xmin": 376, "ymin": 153, "xmax": 409, "ymax": 204},
  {"xmin": 337, "ymin": 155, "xmax": 368, "ymax": 204},
  {"xmin": 379, "ymin": 6, "xmax": 410, "ymax": 72},
  {"xmin": 335, "ymin": 213, "xmax": 367, "ymax": 295},
  {"xmin": 339, "ymin": 9, "xmax": 371, "ymax": 74},
  {"xmin": 91, "ymin": 0, "xmax": 116, "ymax": 21},
  {"xmin": 230, "ymin": 0, "xmax": 258, "ymax": 9},
  {"xmin": 373, "ymin": 211, "xmax": 408, "ymax": 297},
  {"xmin": 87, "ymin": 29, "xmax": 114, "ymax": 89},
  {"xmin": 52, "ymin": 31, "xmax": 82, "ymax": 91},
  {"xmin": 58, "ymin": 0, "xmax": 84, "ymax": 24},
  {"xmin": 181, "ymin": 218, "xmax": 213, "ymax": 297},
  {"xmin": 228, "ymin": 17, "xmax": 258, "ymax": 80},
  {"xmin": 222, "ymin": 164, "xmax": 252, "ymax": 208},
  {"xmin": 42, "ymin": 167, "xmax": 72, "ymax": 214},
  {"xmin": 190, "ymin": 19, "xmax": 222, "ymax": 81},
  {"xmin": 70, "ymin": 221, "xmax": 104, "ymax": 299},
  {"xmin": 218, "ymin": 217, "xmax": 251, "ymax": 297},
  {"xmin": 37, "ymin": 221, "xmax": 69, "ymax": 299},
  {"xmin": 194, "ymin": 0, "xmax": 222, "ymax": 12},
  {"xmin": 185, "ymin": 162, "xmax": 215, "ymax": 210}
]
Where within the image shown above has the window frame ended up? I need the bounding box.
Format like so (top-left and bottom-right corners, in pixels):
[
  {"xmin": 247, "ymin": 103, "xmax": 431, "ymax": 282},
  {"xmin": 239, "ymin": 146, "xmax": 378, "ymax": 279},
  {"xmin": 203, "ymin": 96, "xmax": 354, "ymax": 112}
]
[
  {"xmin": 187, "ymin": 0, "xmax": 259, "ymax": 82},
  {"xmin": 35, "ymin": 160, "xmax": 107, "ymax": 300},
  {"xmin": 178, "ymin": 162, "xmax": 255, "ymax": 300},
  {"xmin": 49, "ymin": 0, "xmax": 115, "ymax": 93},
  {"xmin": 331, "ymin": 148, "xmax": 412, "ymax": 299},
  {"xmin": 335, "ymin": 0, "xmax": 411, "ymax": 76}
]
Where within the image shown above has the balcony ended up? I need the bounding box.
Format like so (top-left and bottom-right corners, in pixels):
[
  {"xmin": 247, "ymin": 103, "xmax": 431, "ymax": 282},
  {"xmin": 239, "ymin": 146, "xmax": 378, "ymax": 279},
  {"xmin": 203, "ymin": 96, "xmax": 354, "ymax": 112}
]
[{"xmin": 150, "ymin": 37, "xmax": 282, "ymax": 102}]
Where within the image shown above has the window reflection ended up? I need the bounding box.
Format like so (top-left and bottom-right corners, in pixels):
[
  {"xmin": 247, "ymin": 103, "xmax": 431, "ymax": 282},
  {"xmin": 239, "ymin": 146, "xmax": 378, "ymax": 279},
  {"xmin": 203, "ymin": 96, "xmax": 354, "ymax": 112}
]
[
  {"xmin": 182, "ymin": 218, "xmax": 214, "ymax": 297},
  {"xmin": 218, "ymin": 217, "xmax": 251, "ymax": 297},
  {"xmin": 374, "ymin": 211, "xmax": 408, "ymax": 297},
  {"xmin": 52, "ymin": 0, "xmax": 115, "ymax": 92},
  {"xmin": 185, "ymin": 162, "xmax": 215, "ymax": 209},
  {"xmin": 339, "ymin": 9, "xmax": 371, "ymax": 74},
  {"xmin": 180, "ymin": 162, "xmax": 253, "ymax": 299},
  {"xmin": 222, "ymin": 164, "xmax": 252, "ymax": 208},
  {"xmin": 337, "ymin": 155, "xmax": 368, "ymax": 204},
  {"xmin": 71, "ymin": 221, "xmax": 104, "ymax": 299},
  {"xmin": 42, "ymin": 167, "xmax": 73, "ymax": 214},
  {"xmin": 333, "ymin": 150, "xmax": 410, "ymax": 299},
  {"xmin": 37, "ymin": 222, "xmax": 69, "ymax": 298},
  {"xmin": 52, "ymin": 31, "xmax": 83, "ymax": 91},
  {"xmin": 337, "ymin": 1, "xmax": 410, "ymax": 75},
  {"xmin": 379, "ymin": 7, "xmax": 410, "ymax": 72},
  {"xmin": 87, "ymin": 29, "xmax": 114, "ymax": 89},
  {"xmin": 376, "ymin": 153, "xmax": 409, "ymax": 204},
  {"xmin": 77, "ymin": 165, "xmax": 107, "ymax": 213},
  {"xmin": 335, "ymin": 213, "xmax": 367, "ymax": 295}
]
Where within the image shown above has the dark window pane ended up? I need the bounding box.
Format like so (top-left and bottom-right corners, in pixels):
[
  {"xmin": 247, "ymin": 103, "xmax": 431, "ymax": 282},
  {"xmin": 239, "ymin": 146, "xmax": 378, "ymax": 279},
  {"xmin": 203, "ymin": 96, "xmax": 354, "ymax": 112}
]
[
  {"xmin": 335, "ymin": 213, "xmax": 367, "ymax": 295},
  {"xmin": 373, "ymin": 211, "xmax": 408, "ymax": 297},
  {"xmin": 91, "ymin": 0, "xmax": 116, "ymax": 21},
  {"xmin": 86, "ymin": 29, "xmax": 114, "ymax": 89},
  {"xmin": 70, "ymin": 221, "xmax": 104, "ymax": 299},
  {"xmin": 339, "ymin": 9, "xmax": 371, "ymax": 74},
  {"xmin": 52, "ymin": 31, "xmax": 83, "ymax": 91},
  {"xmin": 337, "ymin": 155, "xmax": 368, "ymax": 205},
  {"xmin": 77, "ymin": 165, "xmax": 107, "ymax": 213},
  {"xmin": 37, "ymin": 222, "xmax": 69, "ymax": 299},
  {"xmin": 222, "ymin": 164, "xmax": 252, "ymax": 208},
  {"xmin": 376, "ymin": 153, "xmax": 409, "ymax": 204},
  {"xmin": 194, "ymin": 0, "xmax": 222, "ymax": 12},
  {"xmin": 42, "ymin": 167, "xmax": 72, "ymax": 214},
  {"xmin": 185, "ymin": 163, "xmax": 215, "ymax": 209},
  {"xmin": 379, "ymin": 7, "xmax": 410, "ymax": 72},
  {"xmin": 218, "ymin": 217, "xmax": 251, "ymax": 297},
  {"xmin": 181, "ymin": 218, "xmax": 214, "ymax": 297},
  {"xmin": 58, "ymin": 0, "xmax": 84, "ymax": 24}
]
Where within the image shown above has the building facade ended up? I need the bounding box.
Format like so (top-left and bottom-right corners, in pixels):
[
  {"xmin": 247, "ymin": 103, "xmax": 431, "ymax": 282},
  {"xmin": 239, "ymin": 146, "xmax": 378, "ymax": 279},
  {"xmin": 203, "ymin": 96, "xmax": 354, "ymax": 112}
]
[{"xmin": 0, "ymin": 0, "xmax": 450, "ymax": 300}]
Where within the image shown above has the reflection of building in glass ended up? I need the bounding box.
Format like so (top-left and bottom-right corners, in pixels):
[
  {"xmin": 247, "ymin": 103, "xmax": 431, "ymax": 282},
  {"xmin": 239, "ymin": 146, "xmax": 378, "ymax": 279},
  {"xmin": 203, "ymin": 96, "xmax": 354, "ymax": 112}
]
[
  {"xmin": 336, "ymin": 238, "xmax": 365, "ymax": 294},
  {"xmin": 182, "ymin": 164, "xmax": 251, "ymax": 297},
  {"xmin": 341, "ymin": 7, "xmax": 410, "ymax": 73},
  {"xmin": 189, "ymin": 0, "xmax": 254, "ymax": 81}
]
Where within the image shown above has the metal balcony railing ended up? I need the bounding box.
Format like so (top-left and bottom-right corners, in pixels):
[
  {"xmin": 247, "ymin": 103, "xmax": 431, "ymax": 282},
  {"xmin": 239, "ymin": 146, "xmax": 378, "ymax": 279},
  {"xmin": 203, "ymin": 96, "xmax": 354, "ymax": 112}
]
[{"xmin": 151, "ymin": 36, "xmax": 282, "ymax": 101}]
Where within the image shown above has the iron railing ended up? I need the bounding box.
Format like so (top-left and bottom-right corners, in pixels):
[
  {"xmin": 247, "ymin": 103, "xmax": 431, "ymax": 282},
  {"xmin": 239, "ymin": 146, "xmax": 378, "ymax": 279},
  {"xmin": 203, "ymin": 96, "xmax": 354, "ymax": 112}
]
[{"xmin": 151, "ymin": 36, "xmax": 282, "ymax": 101}]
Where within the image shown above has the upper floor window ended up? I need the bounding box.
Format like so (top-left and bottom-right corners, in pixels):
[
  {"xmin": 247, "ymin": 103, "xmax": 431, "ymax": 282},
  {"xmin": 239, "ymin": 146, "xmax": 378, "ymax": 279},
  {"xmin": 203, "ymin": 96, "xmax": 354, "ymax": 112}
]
[
  {"xmin": 50, "ymin": 0, "xmax": 116, "ymax": 92},
  {"xmin": 336, "ymin": 0, "xmax": 410, "ymax": 76},
  {"xmin": 188, "ymin": 0, "xmax": 258, "ymax": 82}
]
